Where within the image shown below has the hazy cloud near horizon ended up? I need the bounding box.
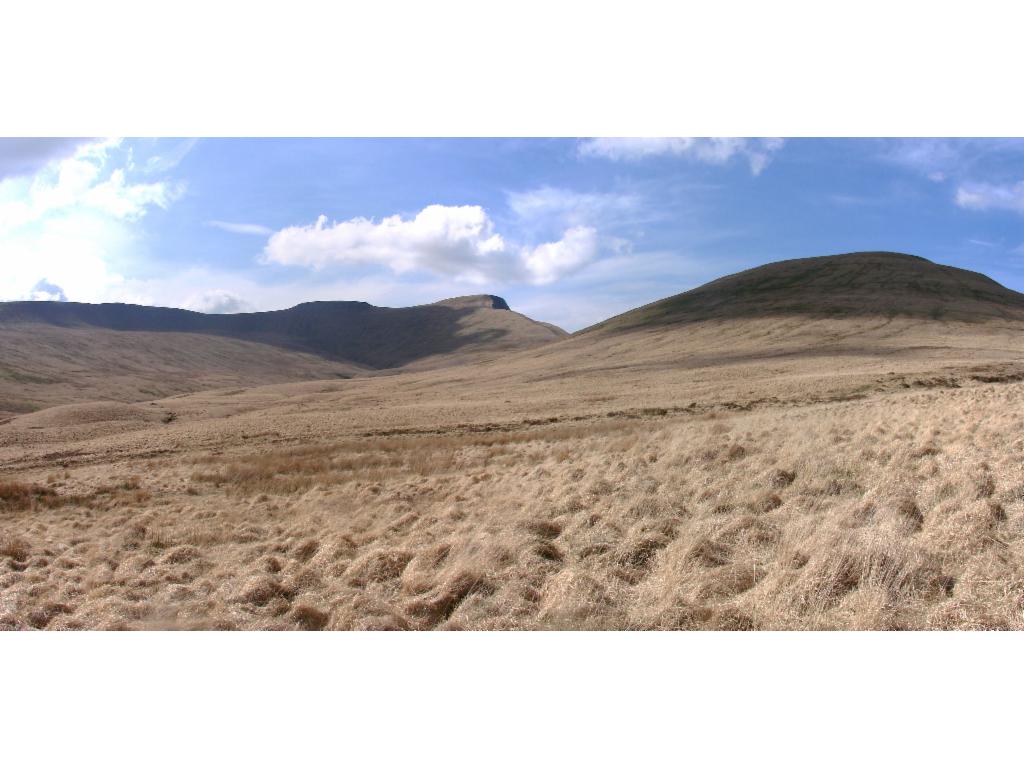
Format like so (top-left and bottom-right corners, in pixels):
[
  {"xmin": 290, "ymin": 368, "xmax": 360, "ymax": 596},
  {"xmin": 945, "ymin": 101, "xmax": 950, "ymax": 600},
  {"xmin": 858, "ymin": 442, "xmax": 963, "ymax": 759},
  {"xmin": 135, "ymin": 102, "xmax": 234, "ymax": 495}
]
[
  {"xmin": 25, "ymin": 278, "xmax": 68, "ymax": 302},
  {"xmin": 183, "ymin": 289, "xmax": 253, "ymax": 314}
]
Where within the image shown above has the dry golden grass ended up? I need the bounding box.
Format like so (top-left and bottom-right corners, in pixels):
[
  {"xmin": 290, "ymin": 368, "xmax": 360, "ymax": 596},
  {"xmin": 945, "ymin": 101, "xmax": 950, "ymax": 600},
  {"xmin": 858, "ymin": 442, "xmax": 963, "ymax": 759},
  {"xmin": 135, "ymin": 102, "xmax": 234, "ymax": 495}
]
[
  {"xmin": 7, "ymin": 253, "xmax": 1024, "ymax": 630},
  {"xmin": 4, "ymin": 371, "xmax": 1024, "ymax": 630}
]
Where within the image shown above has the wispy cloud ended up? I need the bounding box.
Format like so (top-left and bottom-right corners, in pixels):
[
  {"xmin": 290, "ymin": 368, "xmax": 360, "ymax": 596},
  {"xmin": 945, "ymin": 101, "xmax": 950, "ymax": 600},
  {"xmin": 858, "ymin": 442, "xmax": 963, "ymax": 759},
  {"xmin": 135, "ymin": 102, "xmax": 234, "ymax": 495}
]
[
  {"xmin": 882, "ymin": 138, "xmax": 1024, "ymax": 183},
  {"xmin": 144, "ymin": 138, "xmax": 199, "ymax": 174},
  {"xmin": 880, "ymin": 139, "xmax": 964, "ymax": 181},
  {"xmin": 208, "ymin": 220, "xmax": 273, "ymax": 236},
  {"xmin": 955, "ymin": 181, "xmax": 1024, "ymax": 214},
  {"xmin": 879, "ymin": 139, "xmax": 1024, "ymax": 219},
  {"xmin": 506, "ymin": 187, "xmax": 639, "ymax": 226},
  {"xmin": 578, "ymin": 137, "xmax": 784, "ymax": 175}
]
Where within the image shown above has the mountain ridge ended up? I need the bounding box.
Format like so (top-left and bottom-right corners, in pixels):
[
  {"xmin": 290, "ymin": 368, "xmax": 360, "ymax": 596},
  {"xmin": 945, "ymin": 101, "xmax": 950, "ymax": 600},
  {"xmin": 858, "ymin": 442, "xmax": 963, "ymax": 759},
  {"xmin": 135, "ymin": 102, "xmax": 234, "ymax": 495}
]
[
  {"xmin": 0, "ymin": 293, "xmax": 565, "ymax": 413},
  {"xmin": 0, "ymin": 293, "xmax": 563, "ymax": 368}
]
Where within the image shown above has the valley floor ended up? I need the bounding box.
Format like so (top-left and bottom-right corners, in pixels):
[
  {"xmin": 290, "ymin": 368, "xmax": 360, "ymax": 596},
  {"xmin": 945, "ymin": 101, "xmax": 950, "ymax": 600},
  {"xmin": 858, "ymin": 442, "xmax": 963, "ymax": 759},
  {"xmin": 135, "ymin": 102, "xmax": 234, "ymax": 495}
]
[{"xmin": 3, "ymin": 353, "xmax": 1024, "ymax": 629}]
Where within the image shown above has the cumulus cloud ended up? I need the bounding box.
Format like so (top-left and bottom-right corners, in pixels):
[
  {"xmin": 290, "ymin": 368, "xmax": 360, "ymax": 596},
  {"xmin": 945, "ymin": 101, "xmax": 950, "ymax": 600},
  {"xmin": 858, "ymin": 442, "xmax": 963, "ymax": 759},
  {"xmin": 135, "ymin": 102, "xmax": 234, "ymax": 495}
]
[
  {"xmin": 955, "ymin": 181, "xmax": 1024, "ymax": 214},
  {"xmin": 522, "ymin": 226, "xmax": 598, "ymax": 285},
  {"xmin": 263, "ymin": 204, "xmax": 599, "ymax": 285},
  {"xmin": 25, "ymin": 278, "xmax": 68, "ymax": 302},
  {"xmin": 0, "ymin": 139, "xmax": 183, "ymax": 303},
  {"xmin": 208, "ymin": 220, "xmax": 274, "ymax": 236},
  {"xmin": 183, "ymin": 289, "xmax": 253, "ymax": 314},
  {"xmin": 578, "ymin": 137, "xmax": 784, "ymax": 175}
]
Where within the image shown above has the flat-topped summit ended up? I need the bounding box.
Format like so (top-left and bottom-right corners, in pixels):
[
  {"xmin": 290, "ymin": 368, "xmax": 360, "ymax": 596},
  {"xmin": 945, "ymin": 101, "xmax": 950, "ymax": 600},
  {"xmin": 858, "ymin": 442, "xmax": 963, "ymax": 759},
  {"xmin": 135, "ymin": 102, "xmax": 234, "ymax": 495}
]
[
  {"xmin": 432, "ymin": 295, "xmax": 511, "ymax": 310},
  {"xmin": 584, "ymin": 251, "xmax": 1024, "ymax": 334}
]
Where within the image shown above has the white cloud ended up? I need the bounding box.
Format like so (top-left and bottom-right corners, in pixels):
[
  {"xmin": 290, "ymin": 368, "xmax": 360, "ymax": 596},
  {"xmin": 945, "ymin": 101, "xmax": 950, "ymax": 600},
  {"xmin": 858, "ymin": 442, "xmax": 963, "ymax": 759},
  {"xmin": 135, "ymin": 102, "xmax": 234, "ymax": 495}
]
[
  {"xmin": 0, "ymin": 139, "xmax": 182, "ymax": 302},
  {"xmin": 25, "ymin": 278, "xmax": 68, "ymax": 302},
  {"xmin": 263, "ymin": 204, "xmax": 600, "ymax": 285},
  {"xmin": 1, "ymin": 213, "xmax": 129, "ymax": 302},
  {"xmin": 208, "ymin": 220, "xmax": 274, "ymax": 236},
  {"xmin": 578, "ymin": 137, "xmax": 784, "ymax": 175},
  {"xmin": 955, "ymin": 181, "xmax": 1024, "ymax": 214},
  {"xmin": 183, "ymin": 289, "xmax": 253, "ymax": 314},
  {"xmin": 81, "ymin": 168, "xmax": 178, "ymax": 219},
  {"xmin": 521, "ymin": 226, "xmax": 598, "ymax": 286}
]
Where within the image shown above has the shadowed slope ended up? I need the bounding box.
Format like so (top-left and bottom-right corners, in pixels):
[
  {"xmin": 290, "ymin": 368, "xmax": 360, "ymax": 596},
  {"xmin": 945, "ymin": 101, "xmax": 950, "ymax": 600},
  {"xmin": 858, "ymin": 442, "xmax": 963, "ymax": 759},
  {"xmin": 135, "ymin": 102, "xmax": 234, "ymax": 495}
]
[
  {"xmin": 0, "ymin": 293, "xmax": 562, "ymax": 368},
  {"xmin": 0, "ymin": 294, "xmax": 565, "ymax": 413}
]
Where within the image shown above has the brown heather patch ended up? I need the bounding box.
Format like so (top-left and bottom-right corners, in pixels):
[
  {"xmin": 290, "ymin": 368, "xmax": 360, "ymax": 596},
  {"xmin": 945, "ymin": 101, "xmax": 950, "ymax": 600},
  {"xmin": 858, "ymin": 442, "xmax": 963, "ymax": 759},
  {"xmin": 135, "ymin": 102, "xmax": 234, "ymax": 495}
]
[
  {"xmin": 1, "ymin": 480, "xmax": 59, "ymax": 511},
  {"xmin": 0, "ymin": 534, "xmax": 31, "ymax": 561}
]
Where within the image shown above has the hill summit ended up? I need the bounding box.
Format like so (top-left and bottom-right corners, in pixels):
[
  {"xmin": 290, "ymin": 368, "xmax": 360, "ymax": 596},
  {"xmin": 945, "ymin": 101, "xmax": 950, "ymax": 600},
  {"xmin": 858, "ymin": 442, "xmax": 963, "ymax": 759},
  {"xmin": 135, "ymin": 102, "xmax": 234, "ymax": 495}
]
[{"xmin": 586, "ymin": 251, "xmax": 1024, "ymax": 334}]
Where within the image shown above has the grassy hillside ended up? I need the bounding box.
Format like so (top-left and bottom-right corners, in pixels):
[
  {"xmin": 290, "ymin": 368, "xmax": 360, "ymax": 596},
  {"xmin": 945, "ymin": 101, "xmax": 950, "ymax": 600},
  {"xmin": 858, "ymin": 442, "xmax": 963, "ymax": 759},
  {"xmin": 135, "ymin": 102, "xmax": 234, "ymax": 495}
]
[
  {"xmin": 0, "ymin": 294, "xmax": 566, "ymax": 413},
  {"xmin": 582, "ymin": 252, "xmax": 1024, "ymax": 334},
  {"xmin": 5, "ymin": 251, "xmax": 1024, "ymax": 630}
]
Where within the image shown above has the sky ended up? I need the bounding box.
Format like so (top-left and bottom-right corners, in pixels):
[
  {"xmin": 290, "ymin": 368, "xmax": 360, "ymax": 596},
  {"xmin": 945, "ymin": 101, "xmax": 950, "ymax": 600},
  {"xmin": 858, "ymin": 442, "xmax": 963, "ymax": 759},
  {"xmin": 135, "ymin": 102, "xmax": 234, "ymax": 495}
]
[{"xmin": 2, "ymin": 137, "xmax": 1024, "ymax": 331}]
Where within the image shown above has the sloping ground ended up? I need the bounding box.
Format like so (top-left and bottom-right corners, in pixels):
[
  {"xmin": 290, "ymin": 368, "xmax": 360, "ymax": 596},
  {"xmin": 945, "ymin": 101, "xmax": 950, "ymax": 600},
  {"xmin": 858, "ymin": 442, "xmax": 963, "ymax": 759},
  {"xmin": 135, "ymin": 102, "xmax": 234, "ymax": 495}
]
[
  {"xmin": 584, "ymin": 251, "xmax": 1024, "ymax": 334},
  {"xmin": 0, "ymin": 294, "xmax": 566, "ymax": 413},
  {"xmin": 481, "ymin": 251, "xmax": 1024, "ymax": 386},
  {"xmin": 7, "ymin": 252, "xmax": 1024, "ymax": 444},
  {"xmin": 4, "ymin": 359, "xmax": 1024, "ymax": 630},
  {"xmin": 0, "ymin": 327, "xmax": 364, "ymax": 416},
  {"xmin": 5, "ymin": 251, "xmax": 1024, "ymax": 629}
]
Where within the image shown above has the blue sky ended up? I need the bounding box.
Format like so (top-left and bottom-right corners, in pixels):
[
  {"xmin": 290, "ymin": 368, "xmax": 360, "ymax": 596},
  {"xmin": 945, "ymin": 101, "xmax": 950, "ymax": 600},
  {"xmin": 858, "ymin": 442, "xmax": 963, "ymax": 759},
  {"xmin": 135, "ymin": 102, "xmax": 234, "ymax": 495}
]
[{"xmin": 2, "ymin": 137, "xmax": 1024, "ymax": 330}]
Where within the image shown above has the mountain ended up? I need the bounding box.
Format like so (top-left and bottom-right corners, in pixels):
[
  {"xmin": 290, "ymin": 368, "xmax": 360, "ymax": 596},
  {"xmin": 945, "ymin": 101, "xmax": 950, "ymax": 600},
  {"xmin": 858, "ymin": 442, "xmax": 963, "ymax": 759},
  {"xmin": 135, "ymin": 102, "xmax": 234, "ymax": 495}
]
[
  {"xmin": 466, "ymin": 251, "xmax": 1024, "ymax": 407},
  {"xmin": 0, "ymin": 294, "xmax": 566, "ymax": 414},
  {"xmin": 7, "ymin": 251, "xmax": 1023, "ymax": 419},
  {"xmin": 583, "ymin": 251, "xmax": 1024, "ymax": 334}
]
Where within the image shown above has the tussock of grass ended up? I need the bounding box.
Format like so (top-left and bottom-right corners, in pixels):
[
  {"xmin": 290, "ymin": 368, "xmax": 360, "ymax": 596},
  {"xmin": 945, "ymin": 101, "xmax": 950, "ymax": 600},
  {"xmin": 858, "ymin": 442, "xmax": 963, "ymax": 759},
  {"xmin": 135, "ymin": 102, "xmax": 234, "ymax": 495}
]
[
  {"xmin": 0, "ymin": 480, "xmax": 57, "ymax": 511},
  {"xmin": 0, "ymin": 534, "xmax": 31, "ymax": 561}
]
